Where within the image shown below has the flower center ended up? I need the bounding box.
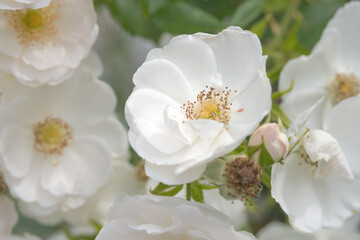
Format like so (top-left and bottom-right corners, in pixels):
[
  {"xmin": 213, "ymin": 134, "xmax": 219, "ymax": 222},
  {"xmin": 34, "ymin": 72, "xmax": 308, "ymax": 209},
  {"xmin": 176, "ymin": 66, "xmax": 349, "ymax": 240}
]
[
  {"xmin": 182, "ymin": 86, "xmax": 233, "ymax": 124},
  {"xmin": 331, "ymin": 73, "xmax": 360, "ymax": 103},
  {"xmin": 225, "ymin": 156, "xmax": 263, "ymax": 205},
  {"xmin": 5, "ymin": 3, "xmax": 60, "ymax": 46},
  {"xmin": 33, "ymin": 115, "xmax": 72, "ymax": 156},
  {"xmin": 23, "ymin": 9, "xmax": 43, "ymax": 29}
]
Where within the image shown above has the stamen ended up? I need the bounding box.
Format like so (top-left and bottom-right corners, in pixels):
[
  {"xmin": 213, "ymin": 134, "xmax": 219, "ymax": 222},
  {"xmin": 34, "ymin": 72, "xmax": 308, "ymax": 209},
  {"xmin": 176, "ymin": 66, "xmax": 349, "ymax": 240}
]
[
  {"xmin": 331, "ymin": 73, "xmax": 360, "ymax": 103},
  {"xmin": 33, "ymin": 115, "xmax": 72, "ymax": 156},
  {"xmin": 225, "ymin": 156, "xmax": 263, "ymax": 205},
  {"xmin": 5, "ymin": 3, "xmax": 60, "ymax": 46},
  {"xmin": 181, "ymin": 86, "xmax": 233, "ymax": 124}
]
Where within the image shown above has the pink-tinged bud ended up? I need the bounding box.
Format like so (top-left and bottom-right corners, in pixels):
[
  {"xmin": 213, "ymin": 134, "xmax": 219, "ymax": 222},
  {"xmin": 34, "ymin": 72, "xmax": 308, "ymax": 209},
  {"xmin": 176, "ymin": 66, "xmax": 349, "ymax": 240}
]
[{"xmin": 248, "ymin": 123, "xmax": 289, "ymax": 162}]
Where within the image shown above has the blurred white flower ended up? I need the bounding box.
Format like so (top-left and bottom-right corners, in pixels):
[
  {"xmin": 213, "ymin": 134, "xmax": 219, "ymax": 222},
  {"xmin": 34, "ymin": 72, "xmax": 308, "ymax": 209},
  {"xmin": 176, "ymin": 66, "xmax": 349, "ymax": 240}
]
[
  {"xmin": 95, "ymin": 194, "xmax": 256, "ymax": 240},
  {"xmin": 0, "ymin": 0, "xmax": 98, "ymax": 86},
  {"xmin": 0, "ymin": 0, "xmax": 50, "ymax": 10},
  {"xmin": 249, "ymin": 123, "xmax": 289, "ymax": 162},
  {"xmin": 0, "ymin": 196, "xmax": 18, "ymax": 237},
  {"xmin": 126, "ymin": 26, "xmax": 271, "ymax": 185},
  {"xmin": 0, "ymin": 234, "xmax": 41, "ymax": 240},
  {"xmin": 0, "ymin": 58, "xmax": 128, "ymax": 217},
  {"xmin": 257, "ymin": 221, "xmax": 360, "ymax": 240},
  {"xmin": 271, "ymin": 129, "xmax": 360, "ymax": 233},
  {"xmin": 279, "ymin": 1, "xmax": 360, "ymax": 129},
  {"xmin": 20, "ymin": 161, "xmax": 147, "ymax": 226}
]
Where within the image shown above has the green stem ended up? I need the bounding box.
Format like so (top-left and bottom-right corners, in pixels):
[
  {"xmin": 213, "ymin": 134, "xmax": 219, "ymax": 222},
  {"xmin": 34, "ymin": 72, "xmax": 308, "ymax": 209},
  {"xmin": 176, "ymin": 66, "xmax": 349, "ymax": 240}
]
[{"xmin": 186, "ymin": 183, "xmax": 191, "ymax": 201}]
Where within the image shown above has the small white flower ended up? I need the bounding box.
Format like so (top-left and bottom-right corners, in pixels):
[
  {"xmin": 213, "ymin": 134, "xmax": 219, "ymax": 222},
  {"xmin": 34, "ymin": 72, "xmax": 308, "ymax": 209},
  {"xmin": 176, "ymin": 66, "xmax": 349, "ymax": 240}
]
[
  {"xmin": 257, "ymin": 221, "xmax": 360, "ymax": 240},
  {"xmin": 249, "ymin": 123, "xmax": 289, "ymax": 162},
  {"xmin": 0, "ymin": 0, "xmax": 51, "ymax": 10},
  {"xmin": 95, "ymin": 194, "xmax": 257, "ymax": 240},
  {"xmin": 0, "ymin": 196, "xmax": 18, "ymax": 237},
  {"xmin": 279, "ymin": 1, "xmax": 360, "ymax": 129},
  {"xmin": 271, "ymin": 129, "xmax": 360, "ymax": 233},
  {"xmin": 0, "ymin": 59, "xmax": 127, "ymax": 216},
  {"xmin": 126, "ymin": 26, "xmax": 271, "ymax": 185},
  {"xmin": 0, "ymin": 0, "xmax": 98, "ymax": 86}
]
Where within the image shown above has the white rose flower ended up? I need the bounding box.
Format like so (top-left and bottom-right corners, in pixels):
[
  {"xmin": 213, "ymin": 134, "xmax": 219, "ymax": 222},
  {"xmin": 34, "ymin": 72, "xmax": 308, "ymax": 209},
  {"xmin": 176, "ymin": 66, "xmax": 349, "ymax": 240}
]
[
  {"xmin": 257, "ymin": 221, "xmax": 360, "ymax": 240},
  {"xmin": 0, "ymin": 59, "xmax": 127, "ymax": 216},
  {"xmin": 0, "ymin": 0, "xmax": 98, "ymax": 86},
  {"xmin": 271, "ymin": 129, "xmax": 360, "ymax": 233},
  {"xmin": 279, "ymin": 1, "xmax": 360, "ymax": 129},
  {"xmin": 0, "ymin": 0, "xmax": 50, "ymax": 10},
  {"xmin": 0, "ymin": 196, "xmax": 18, "ymax": 237},
  {"xmin": 20, "ymin": 161, "xmax": 147, "ymax": 226},
  {"xmin": 95, "ymin": 194, "xmax": 257, "ymax": 240},
  {"xmin": 126, "ymin": 26, "xmax": 271, "ymax": 185}
]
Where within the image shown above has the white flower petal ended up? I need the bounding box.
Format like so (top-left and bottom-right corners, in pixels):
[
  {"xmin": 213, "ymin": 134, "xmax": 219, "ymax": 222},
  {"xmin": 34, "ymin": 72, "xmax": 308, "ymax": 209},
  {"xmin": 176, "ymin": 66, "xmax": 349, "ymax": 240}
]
[
  {"xmin": 0, "ymin": 13, "xmax": 22, "ymax": 57},
  {"xmin": 41, "ymin": 136, "xmax": 112, "ymax": 197},
  {"xmin": 0, "ymin": 125, "xmax": 33, "ymax": 178},
  {"xmin": 22, "ymin": 44, "xmax": 66, "ymax": 70},
  {"xmin": 145, "ymin": 161, "xmax": 207, "ymax": 185},
  {"xmin": 198, "ymin": 26, "xmax": 264, "ymax": 91},
  {"xmin": 189, "ymin": 119, "xmax": 224, "ymax": 139},
  {"xmin": 280, "ymin": 88, "xmax": 329, "ymax": 129},
  {"xmin": 77, "ymin": 116, "xmax": 128, "ymax": 160},
  {"xmin": 271, "ymin": 153, "xmax": 323, "ymax": 233},
  {"xmin": 0, "ymin": 196, "xmax": 18, "ymax": 237},
  {"xmin": 59, "ymin": 77, "xmax": 116, "ymax": 126},
  {"xmin": 323, "ymin": 1, "xmax": 360, "ymax": 71},
  {"xmin": 324, "ymin": 96, "xmax": 360, "ymax": 176},
  {"xmin": 279, "ymin": 42, "xmax": 335, "ymax": 98},
  {"xmin": 133, "ymin": 59, "xmax": 194, "ymax": 104},
  {"xmin": 146, "ymin": 35, "xmax": 218, "ymax": 93}
]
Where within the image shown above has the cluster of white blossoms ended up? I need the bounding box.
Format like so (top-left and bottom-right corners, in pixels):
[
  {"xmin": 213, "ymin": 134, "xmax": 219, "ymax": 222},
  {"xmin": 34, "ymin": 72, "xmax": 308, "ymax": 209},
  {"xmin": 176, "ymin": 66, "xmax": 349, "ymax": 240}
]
[
  {"xmin": 0, "ymin": 0, "xmax": 143, "ymax": 232},
  {"xmin": 271, "ymin": 1, "xmax": 360, "ymax": 233},
  {"xmin": 0, "ymin": 0, "xmax": 360, "ymax": 239}
]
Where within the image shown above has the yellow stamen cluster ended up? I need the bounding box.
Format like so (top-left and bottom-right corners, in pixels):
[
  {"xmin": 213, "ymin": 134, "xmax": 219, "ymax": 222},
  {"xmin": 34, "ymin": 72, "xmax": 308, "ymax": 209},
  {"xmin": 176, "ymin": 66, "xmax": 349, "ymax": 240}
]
[
  {"xmin": 225, "ymin": 156, "xmax": 263, "ymax": 205},
  {"xmin": 33, "ymin": 115, "xmax": 72, "ymax": 156},
  {"xmin": 5, "ymin": 3, "xmax": 60, "ymax": 46},
  {"xmin": 331, "ymin": 73, "xmax": 360, "ymax": 103},
  {"xmin": 181, "ymin": 86, "xmax": 234, "ymax": 124}
]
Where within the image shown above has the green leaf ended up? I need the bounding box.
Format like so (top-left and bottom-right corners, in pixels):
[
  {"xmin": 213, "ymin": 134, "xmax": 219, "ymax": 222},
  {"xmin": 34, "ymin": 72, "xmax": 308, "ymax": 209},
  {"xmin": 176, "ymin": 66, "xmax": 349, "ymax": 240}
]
[
  {"xmin": 231, "ymin": 0, "xmax": 265, "ymax": 28},
  {"xmin": 151, "ymin": 2, "xmax": 223, "ymax": 35},
  {"xmin": 150, "ymin": 182, "xmax": 183, "ymax": 196},
  {"xmin": 106, "ymin": 0, "xmax": 159, "ymax": 40},
  {"xmin": 271, "ymin": 103, "xmax": 291, "ymax": 129},
  {"xmin": 148, "ymin": 0, "xmax": 168, "ymax": 14},
  {"xmin": 272, "ymin": 79, "xmax": 294, "ymax": 100},
  {"xmin": 250, "ymin": 17, "xmax": 268, "ymax": 38},
  {"xmin": 261, "ymin": 166, "xmax": 272, "ymax": 189},
  {"xmin": 258, "ymin": 140, "xmax": 275, "ymax": 167},
  {"xmin": 247, "ymin": 144, "xmax": 262, "ymax": 158},
  {"xmin": 191, "ymin": 182, "xmax": 204, "ymax": 203}
]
